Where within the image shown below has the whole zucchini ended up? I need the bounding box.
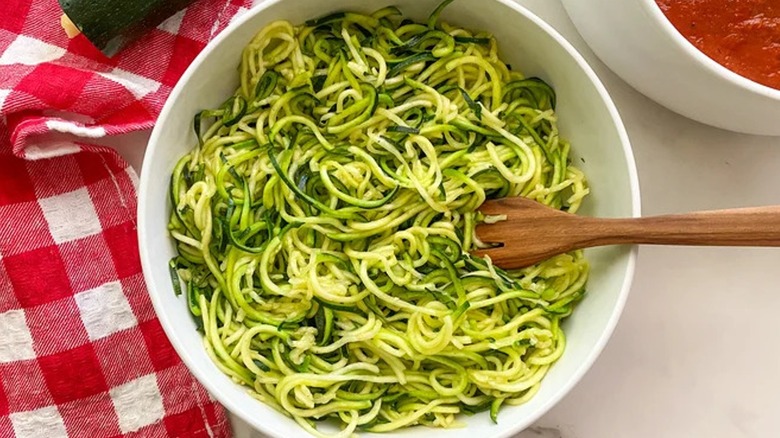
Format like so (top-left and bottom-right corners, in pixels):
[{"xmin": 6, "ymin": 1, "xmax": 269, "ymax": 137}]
[{"xmin": 59, "ymin": 0, "xmax": 199, "ymax": 56}]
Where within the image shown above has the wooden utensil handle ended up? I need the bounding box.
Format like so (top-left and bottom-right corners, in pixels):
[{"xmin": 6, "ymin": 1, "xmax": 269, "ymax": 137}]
[{"xmin": 590, "ymin": 206, "xmax": 780, "ymax": 247}]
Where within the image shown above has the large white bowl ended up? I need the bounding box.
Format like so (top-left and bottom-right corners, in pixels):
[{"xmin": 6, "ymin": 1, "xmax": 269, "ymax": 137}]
[
  {"xmin": 138, "ymin": 0, "xmax": 640, "ymax": 436},
  {"xmin": 561, "ymin": 0, "xmax": 780, "ymax": 136}
]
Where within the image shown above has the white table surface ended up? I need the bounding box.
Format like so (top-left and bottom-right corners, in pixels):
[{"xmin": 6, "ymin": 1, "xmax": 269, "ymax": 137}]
[{"xmin": 113, "ymin": 0, "xmax": 780, "ymax": 436}]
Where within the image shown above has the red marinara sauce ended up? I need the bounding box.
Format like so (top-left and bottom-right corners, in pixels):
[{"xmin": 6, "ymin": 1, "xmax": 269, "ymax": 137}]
[{"xmin": 656, "ymin": 0, "xmax": 780, "ymax": 90}]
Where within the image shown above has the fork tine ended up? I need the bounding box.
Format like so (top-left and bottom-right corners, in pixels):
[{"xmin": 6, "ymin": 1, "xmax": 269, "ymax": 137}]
[
  {"xmin": 474, "ymin": 223, "xmax": 507, "ymax": 243},
  {"xmin": 471, "ymin": 246, "xmax": 543, "ymax": 270},
  {"xmin": 477, "ymin": 198, "xmax": 505, "ymax": 215},
  {"xmin": 471, "ymin": 245, "xmax": 526, "ymax": 267},
  {"xmin": 471, "ymin": 246, "xmax": 503, "ymax": 259}
]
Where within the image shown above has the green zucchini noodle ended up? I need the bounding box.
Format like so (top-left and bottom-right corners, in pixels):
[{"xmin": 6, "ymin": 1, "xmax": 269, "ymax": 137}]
[{"xmin": 168, "ymin": 1, "xmax": 590, "ymax": 436}]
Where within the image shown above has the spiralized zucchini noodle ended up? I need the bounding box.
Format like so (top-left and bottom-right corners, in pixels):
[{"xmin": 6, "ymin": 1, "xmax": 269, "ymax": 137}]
[{"xmin": 168, "ymin": 1, "xmax": 590, "ymax": 436}]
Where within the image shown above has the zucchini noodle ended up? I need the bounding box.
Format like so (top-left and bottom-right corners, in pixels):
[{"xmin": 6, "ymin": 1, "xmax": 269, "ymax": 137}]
[{"xmin": 168, "ymin": 1, "xmax": 590, "ymax": 436}]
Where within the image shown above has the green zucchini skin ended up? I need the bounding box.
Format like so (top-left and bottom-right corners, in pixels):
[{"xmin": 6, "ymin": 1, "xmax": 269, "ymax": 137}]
[{"xmin": 59, "ymin": 0, "xmax": 198, "ymax": 56}]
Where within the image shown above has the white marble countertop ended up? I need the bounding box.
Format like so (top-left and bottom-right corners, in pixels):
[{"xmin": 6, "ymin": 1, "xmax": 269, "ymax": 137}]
[{"xmin": 113, "ymin": 0, "xmax": 780, "ymax": 436}]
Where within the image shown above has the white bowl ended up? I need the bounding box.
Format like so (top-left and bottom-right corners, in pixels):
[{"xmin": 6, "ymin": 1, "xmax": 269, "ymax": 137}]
[
  {"xmin": 561, "ymin": 0, "xmax": 780, "ymax": 136},
  {"xmin": 138, "ymin": 0, "xmax": 640, "ymax": 436}
]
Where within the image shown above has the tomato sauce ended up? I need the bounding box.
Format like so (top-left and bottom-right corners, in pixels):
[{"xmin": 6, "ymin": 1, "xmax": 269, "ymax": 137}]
[{"xmin": 656, "ymin": 0, "xmax": 780, "ymax": 90}]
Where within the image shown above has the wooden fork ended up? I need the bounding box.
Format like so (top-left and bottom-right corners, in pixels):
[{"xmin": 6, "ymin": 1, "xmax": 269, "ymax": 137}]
[{"xmin": 473, "ymin": 197, "xmax": 780, "ymax": 269}]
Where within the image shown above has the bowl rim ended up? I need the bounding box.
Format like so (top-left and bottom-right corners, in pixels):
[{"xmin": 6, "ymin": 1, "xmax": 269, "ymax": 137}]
[
  {"xmin": 640, "ymin": 0, "xmax": 780, "ymax": 101},
  {"xmin": 138, "ymin": 0, "xmax": 641, "ymax": 436}
]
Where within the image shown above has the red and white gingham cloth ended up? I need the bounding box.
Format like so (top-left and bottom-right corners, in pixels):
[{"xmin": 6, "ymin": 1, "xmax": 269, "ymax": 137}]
[{"xmin": 0, "ymin": 0, "xmax": 259, "ymax": 436}]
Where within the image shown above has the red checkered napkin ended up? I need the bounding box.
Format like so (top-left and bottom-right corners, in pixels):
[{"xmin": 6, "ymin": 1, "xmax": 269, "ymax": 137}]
[
  {"xmin": 0, "ymin": 0, "xmax": 257, "ymax": 436},
  {"xmin": 0, "ymin": 149, "xmax": 230, "ymax": 438}
]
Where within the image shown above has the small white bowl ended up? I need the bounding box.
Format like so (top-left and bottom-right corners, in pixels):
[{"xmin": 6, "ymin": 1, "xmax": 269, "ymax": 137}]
[
  {"xmin": 561, "ymin": 0, "xmax": 780, "ymax": 136},
  {"xmin": 138, "ymin": 0, "xmax": 640, "ymax": 436}
]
